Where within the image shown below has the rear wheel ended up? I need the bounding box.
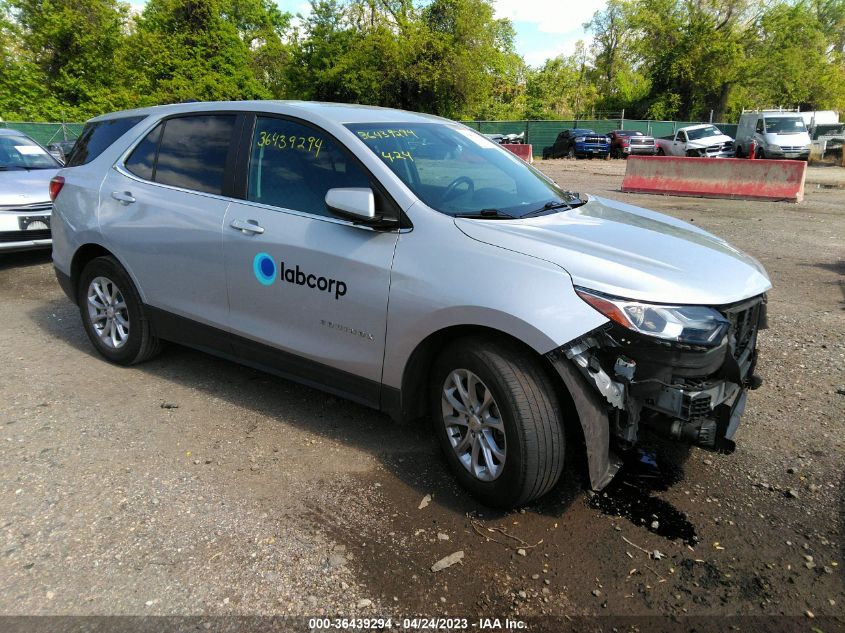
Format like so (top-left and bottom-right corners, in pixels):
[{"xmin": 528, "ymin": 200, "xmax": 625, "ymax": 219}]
[
  {"xmin": 78, "ymin": 256, "xmax": 162, "ymax": 365},
  {"xmin": 430, "ymin": 337, "xmax": 565, "ymax": 508}
]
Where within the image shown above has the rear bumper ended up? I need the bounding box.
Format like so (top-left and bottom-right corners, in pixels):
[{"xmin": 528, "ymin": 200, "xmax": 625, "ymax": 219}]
[{"xmin": 54, "ymin": 266, "xmax": 76, "ymax": 303}]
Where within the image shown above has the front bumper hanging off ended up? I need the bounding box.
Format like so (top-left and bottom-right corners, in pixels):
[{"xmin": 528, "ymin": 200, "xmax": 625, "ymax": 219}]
[{"xmin": 547, "ymin": 295, "xmax": 766, "ymax": 490}]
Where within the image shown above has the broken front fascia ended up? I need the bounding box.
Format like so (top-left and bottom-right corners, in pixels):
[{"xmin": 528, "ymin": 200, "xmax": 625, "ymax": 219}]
[{"xmin": 551, "ymin": 295, "xmax": 765, "ymax": 455}]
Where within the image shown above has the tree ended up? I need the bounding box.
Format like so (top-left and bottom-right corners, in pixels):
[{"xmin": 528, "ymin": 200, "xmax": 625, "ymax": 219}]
[
  {"xmin": 585, "ymin": 0, "xmax": 650, "ymax": 114},
  {"xmin": 740, "ymin": 0, "xmax": 845, "ymax": 112},
  {"xmin": 618, "ymin": 0, "xmax": 752, "ymax": 120},
  {"xmin": 122, "ymin": 0, "xmax": 271, "ymax": 105},
  {"xmin": 1, "ymin": 0, "xmax": 130, "ymax": 119},
  {"xmin": 287, "ymin": 0, "xmax": 522, "ymax": 119},
  {"xmin": 523, "ymin": 43, "xmax": 600, "ymax": 119}
]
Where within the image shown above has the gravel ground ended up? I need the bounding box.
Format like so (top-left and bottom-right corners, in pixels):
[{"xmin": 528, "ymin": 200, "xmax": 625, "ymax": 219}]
[{"xmin": 0, "ymin": 159, "xmax": 842, "ymax": 628}]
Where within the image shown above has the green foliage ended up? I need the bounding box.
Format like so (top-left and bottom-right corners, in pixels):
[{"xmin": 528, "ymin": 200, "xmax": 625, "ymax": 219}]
[
  {"xmin": 1, "ymin": 0, "xmax": 844, "ymax": 124},
  {"xmin": 123, "ymin": 0, "xmax": 273, "ymax": 105},
  {"xmin": 286, "ymin": 0, "xmax": 523, "ymax": 119}
]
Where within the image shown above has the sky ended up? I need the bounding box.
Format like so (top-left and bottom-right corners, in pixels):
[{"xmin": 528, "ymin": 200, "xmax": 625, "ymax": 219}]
[{"xmin": 128, "ymin": 0, "xmax": 608, "ymax": 68}]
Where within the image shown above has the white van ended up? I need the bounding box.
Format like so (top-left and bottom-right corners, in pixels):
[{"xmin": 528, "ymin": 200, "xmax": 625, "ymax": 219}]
[{"xmin": 735, "ymin": 110, "xmax": 811, "ymax": 160}]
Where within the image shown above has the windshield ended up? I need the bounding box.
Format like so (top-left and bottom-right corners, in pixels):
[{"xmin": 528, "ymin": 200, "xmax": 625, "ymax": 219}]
[
  {"xmin": 686, "ymin": 126, "xmax": 722, "ymax": 141},
  {"xmin": 346, "ymin": 122, "xmax": 576, "ymax": 218},
  {"xmin": 764, "ymin": 117, "xmax": 807, "ymax": 134},
  {"xmin": 0, "ymin": 135, "xmax": 61, "ymax": 170}
]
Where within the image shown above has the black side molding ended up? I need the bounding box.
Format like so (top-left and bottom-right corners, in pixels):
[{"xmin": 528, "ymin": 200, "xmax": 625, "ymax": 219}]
[{"xmin": 146, "ymin": 305, "xmax": 383, "ymax": 411}]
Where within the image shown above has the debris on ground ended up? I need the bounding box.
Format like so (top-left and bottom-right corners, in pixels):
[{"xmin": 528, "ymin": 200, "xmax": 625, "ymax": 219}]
[{"xmin": 431, "ymin": 551, "xmax": 464, "ymax": 572}]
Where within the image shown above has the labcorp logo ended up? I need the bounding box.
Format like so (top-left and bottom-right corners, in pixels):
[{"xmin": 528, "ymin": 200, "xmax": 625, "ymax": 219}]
[{"xmin": 252, "ymin": 253, "xmax": 347, "ymax": 300}]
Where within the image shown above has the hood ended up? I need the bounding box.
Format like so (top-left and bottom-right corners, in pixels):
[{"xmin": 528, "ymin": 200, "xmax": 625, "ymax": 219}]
[
  {"xmin": 687, "ymin": 134, "xmax": 732, "ymax": 148},
  {"xmin": 455, "ymin": 195, "xmax": 771, "ymax": 306},
  {"xmin": 0, "ymin": 168, "xmax": 58, "ymax": 206}
]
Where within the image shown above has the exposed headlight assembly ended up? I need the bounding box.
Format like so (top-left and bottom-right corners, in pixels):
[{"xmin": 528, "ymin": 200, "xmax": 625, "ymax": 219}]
[{"xmin": 575, "ymin": 287, "xmax": 729, "ymax": 346}]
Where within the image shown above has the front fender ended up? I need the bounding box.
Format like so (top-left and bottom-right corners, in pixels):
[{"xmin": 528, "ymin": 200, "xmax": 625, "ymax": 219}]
[{"xmin": 547, "ymin": 350, "xmax": 621, "ymax": 490}]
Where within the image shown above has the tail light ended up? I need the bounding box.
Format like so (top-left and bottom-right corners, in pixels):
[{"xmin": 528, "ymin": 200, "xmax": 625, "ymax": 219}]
[{"xmin": 49, "ymin": 176, "xmax": 65, "ymax": 201}]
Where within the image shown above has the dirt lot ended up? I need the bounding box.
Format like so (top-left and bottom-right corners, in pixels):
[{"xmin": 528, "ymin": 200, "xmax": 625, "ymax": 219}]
[{"xmin": 1, "ymin": 159, "xmax": 843, "ymax": 630}]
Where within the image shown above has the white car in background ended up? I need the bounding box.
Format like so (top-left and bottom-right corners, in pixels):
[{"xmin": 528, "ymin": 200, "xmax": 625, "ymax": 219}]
[{"xmin": 0, "ymin": 128, "xmax": 62, "ymax": 252}]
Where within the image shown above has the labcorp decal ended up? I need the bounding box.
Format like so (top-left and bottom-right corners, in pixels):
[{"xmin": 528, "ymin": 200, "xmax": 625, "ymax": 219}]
[{"xmin": 252, "ymin": 253, "xmax": 347, "ymax": 300}]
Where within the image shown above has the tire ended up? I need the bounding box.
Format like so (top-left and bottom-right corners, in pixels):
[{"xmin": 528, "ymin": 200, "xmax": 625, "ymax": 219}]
[
  {"xmin": 735, "ymin": 145, "xmax": 744, "ymax": 159},
  {"xmin": 656, "ymin": 147, "xmax": 665, "ymax": 156},
  {"xmin": 756, "ymin": 146, "xmax": 766, "ymax": 159},
  {"xmin": 430, "ymin": 336, "xmax": 565, "ymax": 508},
  {"xmin": 567, "ymin": 146, "xmax": 575, "ymax": 159},
  {"xmin": 77, "ymin": 256, "xmax": 162, "ymax": 365}
]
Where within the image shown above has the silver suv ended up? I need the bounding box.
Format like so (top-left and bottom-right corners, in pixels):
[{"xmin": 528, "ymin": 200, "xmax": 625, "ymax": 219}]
[{"xmin": 51, "ymin": 101, "xmax": 771, "ymax": 508}]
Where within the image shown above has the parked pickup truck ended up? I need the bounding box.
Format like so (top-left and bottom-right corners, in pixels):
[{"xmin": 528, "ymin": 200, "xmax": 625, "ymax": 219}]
[
  {"xmin": 608, "ymin": 130, "xmax": 657, "ymax": 158},
  {"xmin": 543, "ymin": 129, "xmax": 610, "ymax": 159},
  {"xmin": 655, "ymin": 124, "xmax": 735, "ymax": 158}
]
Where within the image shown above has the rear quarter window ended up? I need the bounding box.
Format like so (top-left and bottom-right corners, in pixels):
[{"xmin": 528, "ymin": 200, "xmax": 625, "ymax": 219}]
[{"xmin": 66, "ymin": 116, "xmax": 145, "ymax": 167}]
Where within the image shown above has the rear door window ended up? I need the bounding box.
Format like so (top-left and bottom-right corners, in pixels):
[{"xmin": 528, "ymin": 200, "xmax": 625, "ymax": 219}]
[
  {"xmin": 154, "ymin": 115, "xmax": 237, "ymax": 195},
  {"xmin": 66, "ymin": 116, "xmax": 145, "ymax": 166}
]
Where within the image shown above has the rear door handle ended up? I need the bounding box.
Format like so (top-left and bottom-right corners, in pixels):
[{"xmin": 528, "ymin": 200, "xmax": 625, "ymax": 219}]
[
  {"xmin": 229, "ymin": 219, "xmax": 265, "ymax": 235},
  {"xmin": 111, "ymin": 191, "xmax": 135, "ymax": 204}
]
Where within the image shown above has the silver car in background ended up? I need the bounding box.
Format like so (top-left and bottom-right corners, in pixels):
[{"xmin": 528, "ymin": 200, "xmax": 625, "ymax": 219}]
[
  {"xmin": 0, "ymin": 128, "xmax": 62, "ymax": 252},
  {"xmin": 50, "ymin": 101, "xmax": 771, "ymax": 508}
]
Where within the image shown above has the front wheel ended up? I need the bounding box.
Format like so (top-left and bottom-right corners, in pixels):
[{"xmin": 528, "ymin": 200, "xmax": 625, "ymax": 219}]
[
  {"xmin": 656, "ymin": 147, "xmax": 665, "ymax": 156},
  {"xmin": 430, "ymin": 337, "xmax": 565, "ymax": 508},
  {"xmin": 78, "ymin": 256, "xmax": 162, "ymax": 365}
]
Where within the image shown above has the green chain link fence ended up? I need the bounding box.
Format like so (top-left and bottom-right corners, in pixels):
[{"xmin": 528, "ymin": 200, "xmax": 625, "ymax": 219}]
[
  {"xmin": 0, "ymin": 121, "xmax": 85, "ymax": 146},
  {"xmin": 462, "ymin": 119, "xmax": 740, "ymax": 157}
]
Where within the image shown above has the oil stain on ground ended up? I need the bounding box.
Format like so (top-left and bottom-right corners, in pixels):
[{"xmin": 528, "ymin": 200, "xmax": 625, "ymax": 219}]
[{"xmin": 588, "ymin": 449, "xmax": 699, "ymax": 546}]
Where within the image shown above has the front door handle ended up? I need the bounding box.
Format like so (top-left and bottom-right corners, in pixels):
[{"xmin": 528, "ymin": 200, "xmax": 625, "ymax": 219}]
[
  {"xmin": 111, "ymin": 191, "xmax": 135, "ymax": 204},
  {"xmin": 229, "ymin": 219, "xmax": 265, "ymax": 235}
]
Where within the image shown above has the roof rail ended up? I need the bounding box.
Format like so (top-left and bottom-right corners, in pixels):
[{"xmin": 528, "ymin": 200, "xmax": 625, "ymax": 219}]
[{"xmin": 741, "ymin": 107, "xmax": 801, "ymax": 113}]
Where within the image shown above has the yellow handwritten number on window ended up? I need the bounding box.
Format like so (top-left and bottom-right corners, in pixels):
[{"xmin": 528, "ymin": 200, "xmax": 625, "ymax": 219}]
[
  {"xmin": 257, "ymin": 131, "xmax": 322, "ymax": 158},
  {"xmin": 380, "ymin": 151, "xmax": 414, "ymax": 163}
]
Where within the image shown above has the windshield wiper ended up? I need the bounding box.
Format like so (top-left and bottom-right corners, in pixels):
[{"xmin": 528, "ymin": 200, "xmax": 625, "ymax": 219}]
[
  {"xmin": 454, "ymin": 208, "xmax": 515, "ymax": 220},
  {"xmin": 522, "ymin": 199, "xmax": 576, "ymax": 218}
]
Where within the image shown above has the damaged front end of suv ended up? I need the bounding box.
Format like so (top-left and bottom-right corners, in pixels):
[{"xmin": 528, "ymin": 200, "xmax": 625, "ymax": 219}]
[{"xmin": 547, "ymin": 287, "xmax": 767, "ymax": 491}]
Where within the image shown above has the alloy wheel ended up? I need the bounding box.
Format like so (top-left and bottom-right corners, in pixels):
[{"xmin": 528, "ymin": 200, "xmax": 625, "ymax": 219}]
[
  {"xmin": 87, "ymin": 276, "xmax": 130, "ymax": 349},
  {"xmin": 441, "ymin": 369, "xmax": 506, "ymax": 481}
]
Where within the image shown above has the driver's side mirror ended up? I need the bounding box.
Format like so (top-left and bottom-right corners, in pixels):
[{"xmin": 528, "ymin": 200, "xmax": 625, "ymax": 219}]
[{"xmin": 325, "ymin": 187, "xmax": 377, "ymax": 223}]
